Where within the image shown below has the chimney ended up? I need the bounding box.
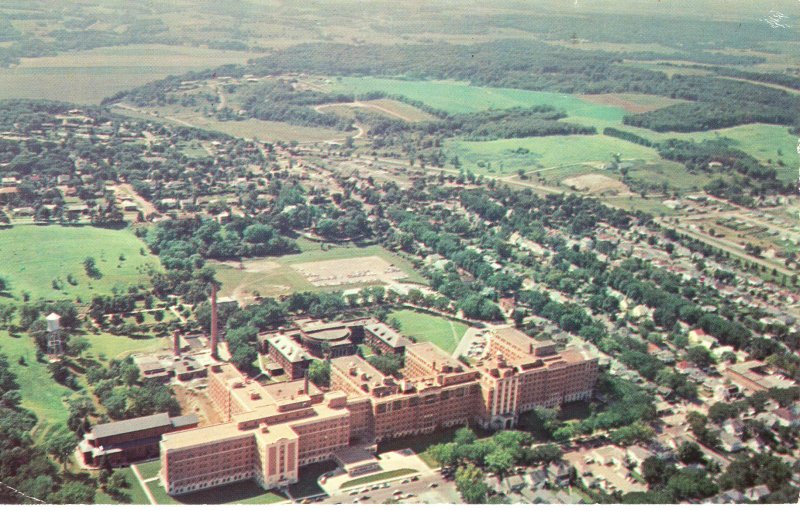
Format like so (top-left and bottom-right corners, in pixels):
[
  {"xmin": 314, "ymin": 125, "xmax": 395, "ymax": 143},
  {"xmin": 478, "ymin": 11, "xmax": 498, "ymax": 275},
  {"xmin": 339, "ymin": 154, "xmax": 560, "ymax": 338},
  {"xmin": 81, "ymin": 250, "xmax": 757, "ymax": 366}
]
[
  {"xmin": 173, "ymin": 330, "xmax": 181, "ymax": 357},
  {"xmin": 210, "ymin": 283, "xmax": 219, "ymax": 359}
]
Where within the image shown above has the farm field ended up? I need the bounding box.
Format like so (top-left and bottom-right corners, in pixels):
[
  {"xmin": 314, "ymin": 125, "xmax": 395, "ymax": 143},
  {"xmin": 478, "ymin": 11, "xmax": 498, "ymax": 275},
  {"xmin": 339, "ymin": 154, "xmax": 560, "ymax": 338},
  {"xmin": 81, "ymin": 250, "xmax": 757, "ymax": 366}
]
[
  {"xmin": 211, "ymin": 242, "xmax": 426, "ymax": 302},
  {"xmin": 578, "ymin": 93, "xmax": 687, "ymax": 113},
  {"xmin": 329, "ymin": 77, "xmax": 626, "ymax": 123},
  {"xmin": 0, "ymin": 225, "xmax": 161, "ymax": 302},
  {"xmin": 0, "ymin": 331, "xmax": 71, "ymax": 441},
  {"xmin": 388, "ymin": 309, "xmax": 468, "ymax": 354},
  {"xmin": 113, "ymin": 106, "xmax": 347, "ymax": 144},
  {"xmin": 0, "ymin": 45, "xmax": 256, "ymax": 104},
  {"xmin": 149, "ymin": 108, "xmax": 348, "ymax": 143},
  {"xmin": 446, "ymin": 134, "xmax": 661, "ymax": 176}
]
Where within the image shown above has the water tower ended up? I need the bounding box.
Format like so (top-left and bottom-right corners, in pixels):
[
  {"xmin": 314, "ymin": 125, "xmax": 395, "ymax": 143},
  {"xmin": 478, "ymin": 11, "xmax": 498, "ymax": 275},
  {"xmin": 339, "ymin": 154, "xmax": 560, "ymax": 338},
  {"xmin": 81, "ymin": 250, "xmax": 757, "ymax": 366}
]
[{"xmin": 46, "ymin": 312, "xmax": 64, "ymax": 356}]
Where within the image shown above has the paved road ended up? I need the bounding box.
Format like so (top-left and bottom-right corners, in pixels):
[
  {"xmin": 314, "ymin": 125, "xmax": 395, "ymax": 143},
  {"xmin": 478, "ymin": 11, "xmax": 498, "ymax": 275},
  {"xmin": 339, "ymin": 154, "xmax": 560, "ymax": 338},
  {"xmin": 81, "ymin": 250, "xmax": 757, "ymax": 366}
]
[{"xmin": 323, "ymin": 471, "xmax": 459, "ymax": 505}]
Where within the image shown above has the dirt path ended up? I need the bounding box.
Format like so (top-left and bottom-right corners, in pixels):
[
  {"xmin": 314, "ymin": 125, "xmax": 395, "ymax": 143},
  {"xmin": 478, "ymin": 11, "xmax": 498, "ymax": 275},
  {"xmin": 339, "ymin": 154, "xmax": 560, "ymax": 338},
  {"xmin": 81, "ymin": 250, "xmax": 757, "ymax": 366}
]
[
  {"xmin": 315, "ymin": 101, "xmax": 417, "ymax": 122},
  {"xmin": 213, "ymin": 84, "xmax": 227, "ymax": 111}
]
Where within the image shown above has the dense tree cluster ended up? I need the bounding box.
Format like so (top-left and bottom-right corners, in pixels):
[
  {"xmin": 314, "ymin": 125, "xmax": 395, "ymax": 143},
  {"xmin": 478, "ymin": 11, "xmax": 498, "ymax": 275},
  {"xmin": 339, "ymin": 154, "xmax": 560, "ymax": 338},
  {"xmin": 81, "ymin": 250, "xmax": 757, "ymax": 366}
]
[{"xmin": 86, "ymin": 357, "xmax": 180, "ymax": 421}]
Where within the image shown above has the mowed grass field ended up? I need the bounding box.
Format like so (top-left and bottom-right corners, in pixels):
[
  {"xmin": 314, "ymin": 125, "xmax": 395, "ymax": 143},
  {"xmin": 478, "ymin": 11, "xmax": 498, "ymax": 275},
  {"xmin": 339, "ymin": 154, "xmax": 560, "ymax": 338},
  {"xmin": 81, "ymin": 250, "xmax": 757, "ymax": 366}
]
[
  {"xmin": 0, "ymin": 225, "xmax": 161, "ymax": 302},
  {"xmin": 446, "ymin": 134, "xmax": 661, "ymax": 175},
  {"xmin": 388, "ymin": 309, "xmax": 468, "ymax": 354},
  {"xmin": 0, "ymin": 45, "xmax": 257, "ymax": 104},
  {"xmin": 212, "ymin": 241, "xmax": 426, "ymax": 301},
  {"xmin": 84, "ymin": 332, "xmax": 167, "ymax": 361}
]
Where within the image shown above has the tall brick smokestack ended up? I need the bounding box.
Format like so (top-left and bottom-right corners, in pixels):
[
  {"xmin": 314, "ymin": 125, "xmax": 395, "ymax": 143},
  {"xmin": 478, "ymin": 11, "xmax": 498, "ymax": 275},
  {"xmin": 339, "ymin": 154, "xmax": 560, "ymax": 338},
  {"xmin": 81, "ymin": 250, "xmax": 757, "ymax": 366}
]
[
  {"xmin": 173, "ymin": 330, "xmax": 181, "ymax": 357},
  {"xmin": 210, "ymin": 283, "xmax": 219, "ymax": 359}
]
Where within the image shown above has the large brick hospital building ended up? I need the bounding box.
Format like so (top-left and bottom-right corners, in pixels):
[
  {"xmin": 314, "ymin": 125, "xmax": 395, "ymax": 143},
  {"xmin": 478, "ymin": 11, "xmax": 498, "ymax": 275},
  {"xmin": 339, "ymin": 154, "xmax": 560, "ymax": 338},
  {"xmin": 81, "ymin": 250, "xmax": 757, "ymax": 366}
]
[{"xmin": 159, "ymin": 326, "xmax": 597, "ymax": 495}]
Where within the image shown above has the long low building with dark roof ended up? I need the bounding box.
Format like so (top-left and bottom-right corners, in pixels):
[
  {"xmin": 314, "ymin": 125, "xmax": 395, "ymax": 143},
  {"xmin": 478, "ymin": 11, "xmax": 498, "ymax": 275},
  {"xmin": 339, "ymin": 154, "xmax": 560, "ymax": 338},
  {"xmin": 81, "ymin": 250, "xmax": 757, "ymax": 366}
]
[{"xmin": 79, "ymin": 412, "xmax": 199, "ymax": 467}]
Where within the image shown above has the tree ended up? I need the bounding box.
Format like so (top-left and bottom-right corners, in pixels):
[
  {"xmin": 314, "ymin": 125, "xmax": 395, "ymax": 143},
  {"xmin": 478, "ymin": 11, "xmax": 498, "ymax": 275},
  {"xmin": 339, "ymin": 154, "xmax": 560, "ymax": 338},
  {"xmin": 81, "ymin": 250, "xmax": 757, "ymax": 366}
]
[
  {"xmin": 641, "ymin": 456, "xmax": 675, "ymax": 489},
  {"xmin": 485, "ymin": 447, "xmax": 515, "ymax": 478},
  {"xmin": 427, "ymin": 442, "xmax": 459, "ymax": 469},
  {"xmin": 455, "ymin": 463, "xmax": 489, "ymax": 504},
  {"xmin": 686, "ymin": 346, "xmax": 714, "ymax": 368},
  {"xmin": 524, "ymin": 443, "xmax": 562, "ymax": 466},
  {"xmin": 83, "ymin": 257, "xmax": 102, "ymax": 279},
  {"xmin": 308, "ymin": 359, "xmax": 331, "ymax": 387},
  {"xmin": 105, "ymin": 470, "xmax": 130, "ymax": 502},
  {"xmin": 46, "ymin": 427, "xmax": 79, "ymax": 469},
  {"xmin": 66, "ymin": 336, "xmax": 90, "ymax": 358},
  {"xmin": 49, "ymin": 481, "xmax": 95, "ymax": 504},
  {"xmin": 666, "ymin": 468, "xmax": 718, "ymax": 501},
  {"xmin": 454, "ymin": 426, "xmax": 477, "ymax": 446},
  {"xmin": 677, "ymin": 441, "xmax": 705, "ymax": 465}
]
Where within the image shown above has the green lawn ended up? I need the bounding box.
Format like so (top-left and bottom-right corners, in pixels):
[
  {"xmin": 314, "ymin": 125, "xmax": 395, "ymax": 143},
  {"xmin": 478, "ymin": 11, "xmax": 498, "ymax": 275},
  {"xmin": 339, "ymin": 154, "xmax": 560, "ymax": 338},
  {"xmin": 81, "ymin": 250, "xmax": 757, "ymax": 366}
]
[
  {"xmin": 446, "ymin": 134, "xmax": 661, "ymax": 176},
  {"xmin": 95, "ymin": 466, "xmax": 152, "ymax": 505},
  {"xmin": 0, "ymin": 225, "xmax": 161, "ymax": 302},
  {"xmin": 388, "ymin": 309, "xmax": 468, "ymax": 354},
  {"xmin": 147, "ymin": 479, "xmax": 286, "ymax": 505},
  {"xmin": 84, "ymin": 332, "xmax": 166, "ymax": 361},
  {"xmin": 134, "ymin": 459, "xmax": 163, "ymax": 481},
  {"xmin": 339, "ymin": 468, "xmax": 418, "ymax": 490},
  {"xmin": 212, "ymin": 242, "xmax": 426, "ymax": 299},
  {"xmin": 330, "ymin": 77, "xmax": 626, "ymax": 123},
  {"xmin": 0, "ymin": 331, "xmax": 71, "ymax": 441}
]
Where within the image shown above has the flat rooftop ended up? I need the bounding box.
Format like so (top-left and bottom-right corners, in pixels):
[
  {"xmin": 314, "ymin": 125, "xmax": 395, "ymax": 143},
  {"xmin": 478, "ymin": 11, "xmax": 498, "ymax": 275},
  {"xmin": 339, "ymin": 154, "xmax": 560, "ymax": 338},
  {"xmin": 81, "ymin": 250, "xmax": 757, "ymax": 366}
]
[
  {"xmin": 161, "ymin": 420, "xmax": 298, "ymax": 451},
  {"xmin": 331, "ymin": 356, "xmax": 388, "ymax": 389},
  {"xmin": 405, "ymin": 342, "xmax": 468, "ymax": 374}
]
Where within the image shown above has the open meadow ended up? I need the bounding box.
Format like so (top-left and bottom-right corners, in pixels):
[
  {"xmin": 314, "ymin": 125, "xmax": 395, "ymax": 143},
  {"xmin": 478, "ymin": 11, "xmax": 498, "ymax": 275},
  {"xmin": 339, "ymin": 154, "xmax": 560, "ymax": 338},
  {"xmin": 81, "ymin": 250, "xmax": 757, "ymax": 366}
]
[
  {"xmin": 0, "ymin": 225, "xmax": 161, "ymax": 302},
  {"xmin": 446, "ymin": 134, "xmax": 660, "ymax": 176}
]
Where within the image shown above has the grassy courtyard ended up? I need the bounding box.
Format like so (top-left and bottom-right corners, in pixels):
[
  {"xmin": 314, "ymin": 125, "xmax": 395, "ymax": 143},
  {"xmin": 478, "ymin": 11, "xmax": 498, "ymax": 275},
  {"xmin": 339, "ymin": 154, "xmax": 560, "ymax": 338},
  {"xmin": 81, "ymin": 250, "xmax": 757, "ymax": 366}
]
[{"xmin": 388, "ymin": 309, "xmax": 468, "ymax": 354}]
